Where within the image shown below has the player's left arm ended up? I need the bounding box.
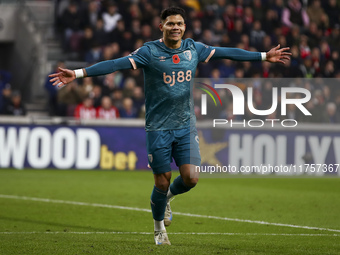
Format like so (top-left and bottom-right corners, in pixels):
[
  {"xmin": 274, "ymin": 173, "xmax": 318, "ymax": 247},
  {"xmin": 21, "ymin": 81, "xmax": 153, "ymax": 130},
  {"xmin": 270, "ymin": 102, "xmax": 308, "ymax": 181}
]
[{"xmin": 211, "ymin": 44, "xmax": 291, "ymax": 64}]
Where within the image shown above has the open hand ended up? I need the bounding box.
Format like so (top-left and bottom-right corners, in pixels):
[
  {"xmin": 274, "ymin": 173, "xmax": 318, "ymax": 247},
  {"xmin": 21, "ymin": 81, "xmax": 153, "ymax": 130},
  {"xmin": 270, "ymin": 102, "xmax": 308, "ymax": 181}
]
[
  {"xmin": 266, "ymin": 44, "xmax": 292, "ymax": 64},
  {"xmin": 49, "ymin": 67, "xmax": 76, "ymax": 88}
]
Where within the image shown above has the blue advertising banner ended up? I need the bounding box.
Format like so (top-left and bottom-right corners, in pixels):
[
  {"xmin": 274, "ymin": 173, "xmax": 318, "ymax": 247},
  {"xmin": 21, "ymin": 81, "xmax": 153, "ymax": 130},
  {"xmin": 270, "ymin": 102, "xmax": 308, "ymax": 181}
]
[
  {"xmin": 1, "ymin": 124, "xmax": 339, "ymax": 176},
  {"xmin": 0, "ymin": 125, "xmax": 149, "ymax": 170},
  {"xmin": 197, "ymin": 126, "xmax": 340, "ymax": 176}
]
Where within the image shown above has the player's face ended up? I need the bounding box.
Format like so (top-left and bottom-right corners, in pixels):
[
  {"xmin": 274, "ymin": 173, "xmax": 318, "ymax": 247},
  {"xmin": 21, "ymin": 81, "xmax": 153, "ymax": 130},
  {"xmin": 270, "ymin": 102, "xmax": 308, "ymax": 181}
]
[{"xmin": 160, "ymin": 15, "xmax": 186, "ymax": 43}]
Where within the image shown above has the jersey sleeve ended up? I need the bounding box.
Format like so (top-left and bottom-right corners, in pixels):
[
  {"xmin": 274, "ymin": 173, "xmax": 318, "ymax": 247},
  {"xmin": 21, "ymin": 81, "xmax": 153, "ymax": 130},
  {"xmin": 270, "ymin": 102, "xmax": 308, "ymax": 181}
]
[
  {"xmin": 210, "ymin": 47, "xmax": 262, "ymax": 61},
  {"xmin": 193, "ymin": 42, "xmax": 216, "ymax": 63},
  {"xmin": 127, "ymin": 46, "xmax": 151, "ymax": 69},
  {"xmin": 84, "ymin": 46, "xmax": 151, "ymax": 77},
  {"xmin": 85, "ymin": 57, "xmax": 132, "ymax": 77}
]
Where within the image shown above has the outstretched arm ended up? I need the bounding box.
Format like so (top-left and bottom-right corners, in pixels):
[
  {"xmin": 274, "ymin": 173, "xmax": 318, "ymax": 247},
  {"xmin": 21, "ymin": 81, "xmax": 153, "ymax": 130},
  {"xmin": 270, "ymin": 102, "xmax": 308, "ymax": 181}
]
[
  {"xmin": 50, "ymin": 46, "xmax": 150, "ymax": 88},
  {"xmin": 210, "ymin": 44, "xmax": 291, "ymax": 64},
  {"xmin": 49, "ymin": 57, "xmax": 132, "ymax": 88}
]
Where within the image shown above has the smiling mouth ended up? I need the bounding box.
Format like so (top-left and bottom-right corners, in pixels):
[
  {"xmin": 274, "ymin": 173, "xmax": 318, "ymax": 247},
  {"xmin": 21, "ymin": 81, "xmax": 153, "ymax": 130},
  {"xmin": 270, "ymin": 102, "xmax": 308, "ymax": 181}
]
[{"xmin": 170, "ymin": 32, "xmax": 181, "ymax": 36}]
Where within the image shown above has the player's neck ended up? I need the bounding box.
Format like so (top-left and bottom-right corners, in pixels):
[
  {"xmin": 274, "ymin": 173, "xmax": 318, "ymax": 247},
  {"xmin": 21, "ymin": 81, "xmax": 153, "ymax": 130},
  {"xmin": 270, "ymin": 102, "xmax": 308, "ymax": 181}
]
[{"xmin": 163, "ymin": 38, "xmax": 182, "ymax": 49}]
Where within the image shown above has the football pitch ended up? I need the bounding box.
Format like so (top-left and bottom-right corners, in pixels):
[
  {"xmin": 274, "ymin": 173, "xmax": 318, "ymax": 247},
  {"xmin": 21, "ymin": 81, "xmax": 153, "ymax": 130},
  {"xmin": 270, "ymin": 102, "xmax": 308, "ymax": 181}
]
[{"xmin": 0, "ymin": 169, "xmax": 339, "ymax": 255}]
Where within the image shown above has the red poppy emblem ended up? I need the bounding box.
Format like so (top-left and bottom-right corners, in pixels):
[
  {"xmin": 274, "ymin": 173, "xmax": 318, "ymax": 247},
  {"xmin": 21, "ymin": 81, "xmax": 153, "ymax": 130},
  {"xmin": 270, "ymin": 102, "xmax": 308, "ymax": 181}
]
[{"xmin": 172, "ymin": 55, "xmax": 180, "ymax": 64}]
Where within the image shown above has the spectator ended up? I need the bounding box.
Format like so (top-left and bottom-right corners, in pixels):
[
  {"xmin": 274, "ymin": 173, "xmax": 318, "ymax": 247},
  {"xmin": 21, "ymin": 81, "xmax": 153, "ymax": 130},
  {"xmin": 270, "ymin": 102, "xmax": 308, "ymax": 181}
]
[
  {"xmin": 102, "ymin": 1, "xmax": 122, "ymax": 33},
  {"xmin": 128, "ymin": 3, "xmax": 142, "ymax": 20},
  {"xmin": 282, "ymin": 0, "xmax": 309, "ymax": 29},
  {"xmin": 307, "ymin": 0, "xmax": 329, "ymax": 29},
  {"xmin": 286, "ymin": 25, "xmax": 302, "ymax": 47},
  {"xmin": 4, "ymin": 91, "xmax": 26, "ymax": 116},
  {"xmin": 82, "ymin": 0, "xmax": 100, "ymax": 29},
  {"xmin": 328, "ymin": 25, "xmax": 340, "ymax": 51},
  {"xmin": 60, "ymin": 1, "xmax": 84, "ymax": 52},
  {"xmin": 93, "ymin": 19, "xmax": 108, "ymax": 46},
  {"xmin": 79, "ymin": 27, "xmax": 95, "ymax": 61},
  {"xmin": 120, "ymin": 31, "xmax": 135, "ymax": 54},
  {"xmin": 85, "ymin": 41, "xmax": 103, "ymax": 64},
  {"xmin": 290, "ymin": 45, "xmax": 301, "ymax": 67},
  {"xmin": 300, "ymin": 56, "xmax": 315, "ymax": 78},
  {"xmin": 141, "ymin": 24, "xmax": 153, "ymax": 43},
  {"xmin": 234, "ymin": 0, "xmax": 244, "ymax": 19},
  {"xmin": 271, "ymin": 0, "xmax": 284, "ymax": 20},
  {"xmin": 323, "ymin": 85, "xmax": 332, "ymax": 103},
  {"xmin": 250, "ymin": 20, "xmax": 266, "ymax": 50},
  {"xmin": 222, "ymin": 4, "xmax": 236, "ymax": 32},
  {"xmin": 324, "ymin": 102, "xmax": 340, "ymax": 123},
  {"xmin": 229, "ymin": 19, "xmax": 243, "ymax": 45},
  {"xmin": 45, "ymin": 61, "xmax": 66, "ymax": 115},
  {"xmin": 90, "ymin": 85, "xmax": 103, "ymax": 108},
  {"xmin": 131, "ymin": 19, "xmax": 142, "ymax": 39},
  {"xmin": 102, "ymin": 72, "xmax": 123, "ymax": 96},
  {"xmin": 311, "ymin": 47, "xmax": 321, "ymax": 75},
  {"xmin": 261, "ymin": 35, "xmax": 273, "ymax": 52},
  {"xmin": 252, "ymin": 0, "xmax": 265, "ymax": 22},
  {"xmin": 322, "ymin": 60, "xmax": 335, "ymax": 77},
  {"xmin": 218, "ymin": 59, "xmax": 236, "ymax": 78},
  {"xmin": 122, "ymin": 77, "xmax": 137, "ymax": 98},
  {"xmin": 320, "ymin": 40, "xmax": 331, "ymax": 61},
  {"xmin": 201, "ymin": 29, "xmax": 219, "ymax": 46},
  {"xmin": 96, "ymin": 96, "xmax": 120, "ymax": 119},
  {"xmin": 305, "ymin": 22, "xmax": 322, "ymax": 49},
  {"xmin": 323, "ymin": 0, "xmax": 340, "ymax": 28},
  {"xmin": 81, "ymin": 76, "xmax": 95, "ymax": 95},
  {"xmin": 0, "ymin": 70, "xmax": 11, "ymax": 113},
  {"xmin": 212, "ymin": 19, "xmax": 226, "ymax": 44},
  {"xmin": 0, "ymin": 83, "xmax": 12, "ymax": 114},
  {"xmin": 126, "ymin": 66, "xmax": 143, "ymax": 87},
  {"xmin": 58, "ymin": 81, "xmax": 87, "ymax": 116},
  {"xmin": 110, "ymin": 19, "xmax": 125, "ymax": 46},
  {"xmin": 119, "ymin": 97, "xmax": 138, "ymax": 118},
  {"xmin": 331, "ymin": 50, "xmax": 340, "ymax": 71},
  {"xmin": 243, "ymin": 7, "xmax": 254, "ymax": 33},
  {"xmin": 299, "ymin": 35, "xmax": 311, "ymax": 59},
  {"xmin": 111, "ymin": 89, "xmax": 123, "ymax": 109},
  {"xmin": 141, "ymin": 2, "xmax": 158, "ymax": 25},
  {"xmin": 262, "ymin": 9, "xmax": 280, "ymax": 36},
  {"xmin": 132, "ymin": 86, "xmax": 144, "ymax": 113},
  {"xmin": 74, "ymin": 97, "xmax": 96, "ymax": 119},
  {"xmin": 191, "ymin": 19, "xmax": 203, "ymax": 41}
]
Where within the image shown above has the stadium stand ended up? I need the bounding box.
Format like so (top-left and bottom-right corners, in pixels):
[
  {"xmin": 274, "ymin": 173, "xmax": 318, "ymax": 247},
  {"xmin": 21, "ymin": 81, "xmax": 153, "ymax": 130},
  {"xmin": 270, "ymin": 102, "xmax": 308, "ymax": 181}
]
[{"xmin": 1, "ymin": 0, "xmax": 340, "ymax": 122}]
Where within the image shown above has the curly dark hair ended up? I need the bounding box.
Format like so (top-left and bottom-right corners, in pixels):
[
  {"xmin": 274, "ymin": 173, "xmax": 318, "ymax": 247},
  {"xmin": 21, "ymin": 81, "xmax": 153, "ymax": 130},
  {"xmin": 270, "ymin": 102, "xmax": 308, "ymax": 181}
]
[{"xmin": 160, "ymin": 6, "xmax": 186, "ymax": 22}]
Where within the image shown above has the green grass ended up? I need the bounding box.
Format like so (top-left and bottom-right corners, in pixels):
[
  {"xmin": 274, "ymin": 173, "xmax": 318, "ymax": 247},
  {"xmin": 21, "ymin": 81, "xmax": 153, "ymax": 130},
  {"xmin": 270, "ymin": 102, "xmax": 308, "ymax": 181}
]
[{"xmin": 0, "ymin": 169, "xmax": 339, "ymax": 254}]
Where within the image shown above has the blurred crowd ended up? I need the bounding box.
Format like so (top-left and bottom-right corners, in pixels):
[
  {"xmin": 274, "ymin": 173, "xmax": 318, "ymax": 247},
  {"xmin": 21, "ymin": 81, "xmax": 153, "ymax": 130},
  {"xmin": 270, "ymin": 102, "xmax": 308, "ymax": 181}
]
[
  {"xmin": 193, "ymin": 78, "xmax": 340, "ymax": 123},
  {"xmin": 1, "ymin": 0, "xmax": 340, "ymax": 123},
  {"xmin": 0, "ymin": 70, "xmax": 26, "ymax": 116}
]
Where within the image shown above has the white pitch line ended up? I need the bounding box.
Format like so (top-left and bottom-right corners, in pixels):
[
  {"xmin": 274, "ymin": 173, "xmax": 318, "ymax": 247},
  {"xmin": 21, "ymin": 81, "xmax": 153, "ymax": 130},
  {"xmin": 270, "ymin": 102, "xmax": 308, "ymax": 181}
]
[
  {"xmin": 0, "ymin": 232, "xmax": 339, "ymax": 237},
  {"xmin": 1, "ymin": 194, "xmax": 340, "ymax": 233}
]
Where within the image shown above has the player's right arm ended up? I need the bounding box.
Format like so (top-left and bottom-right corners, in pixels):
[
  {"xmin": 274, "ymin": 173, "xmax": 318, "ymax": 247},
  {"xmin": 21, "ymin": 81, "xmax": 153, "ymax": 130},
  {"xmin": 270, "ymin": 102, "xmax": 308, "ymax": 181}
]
[{"xmin": 49, "ymin": 46, "xmax": 150, "ymax": 87}]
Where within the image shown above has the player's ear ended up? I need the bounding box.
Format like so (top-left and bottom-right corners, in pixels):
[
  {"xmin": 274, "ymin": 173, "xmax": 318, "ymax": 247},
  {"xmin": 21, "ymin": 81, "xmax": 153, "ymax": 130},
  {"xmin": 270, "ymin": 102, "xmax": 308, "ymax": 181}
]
[{"xmin": 159, "ymin": 22, "xmax": 163, "ymax": 32}]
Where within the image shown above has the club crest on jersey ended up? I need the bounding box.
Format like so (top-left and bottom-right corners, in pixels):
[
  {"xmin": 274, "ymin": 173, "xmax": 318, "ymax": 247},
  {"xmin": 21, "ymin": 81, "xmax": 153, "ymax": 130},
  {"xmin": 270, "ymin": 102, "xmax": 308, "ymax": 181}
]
[
  {"xmin": 172, "ymin": 54, "xmax": 180, "ymax": 64},
  {"xmin": 148, "ymin": 154, "xmax": 153, "ymax": 163},
  {"xmin": 159, "ymin": 56, "xmax": 166, "ymax": 61},
  {"xmin": 183, "ymin": 50, "xmax": 192, "ymax": 61}
]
